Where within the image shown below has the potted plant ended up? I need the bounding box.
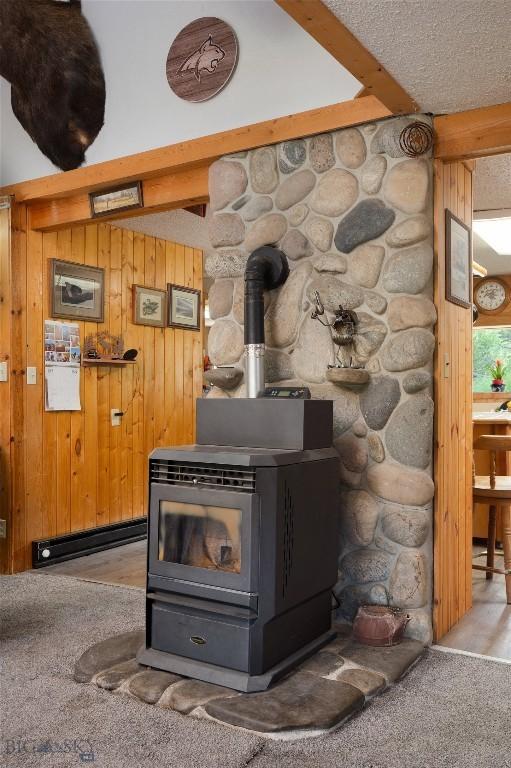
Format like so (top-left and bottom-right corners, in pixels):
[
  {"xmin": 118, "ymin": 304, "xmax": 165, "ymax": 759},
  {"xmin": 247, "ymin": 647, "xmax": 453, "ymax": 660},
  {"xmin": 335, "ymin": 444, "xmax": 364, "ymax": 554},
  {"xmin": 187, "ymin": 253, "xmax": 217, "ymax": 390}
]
[{"xmin": 487, "ymin": 359, "xmax": 507, "ymax": 392}]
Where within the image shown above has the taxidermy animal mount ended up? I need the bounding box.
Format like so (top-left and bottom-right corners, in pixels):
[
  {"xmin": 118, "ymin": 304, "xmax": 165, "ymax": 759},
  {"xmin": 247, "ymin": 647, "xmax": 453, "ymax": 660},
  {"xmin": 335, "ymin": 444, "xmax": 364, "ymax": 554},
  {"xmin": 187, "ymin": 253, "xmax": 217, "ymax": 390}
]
[{"xmin": 0, "ymin": 0, "xmax": 105, "ymax": 170}]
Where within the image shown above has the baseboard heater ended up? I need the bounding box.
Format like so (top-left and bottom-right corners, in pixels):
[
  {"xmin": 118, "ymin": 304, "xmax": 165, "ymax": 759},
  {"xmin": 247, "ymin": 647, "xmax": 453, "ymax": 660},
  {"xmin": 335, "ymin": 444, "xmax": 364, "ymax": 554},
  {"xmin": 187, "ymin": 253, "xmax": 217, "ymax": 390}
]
[{"xmin": 32, "ymin": 518, "xmax": 147, "ymax": 568}]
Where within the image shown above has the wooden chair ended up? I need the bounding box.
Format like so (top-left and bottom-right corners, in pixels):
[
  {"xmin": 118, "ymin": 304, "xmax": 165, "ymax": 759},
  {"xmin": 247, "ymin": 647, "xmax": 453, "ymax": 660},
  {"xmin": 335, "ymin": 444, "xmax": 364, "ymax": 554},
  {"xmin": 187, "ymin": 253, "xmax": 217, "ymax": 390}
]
[{"xmin": 473, "ymin": 435, "xmax": 511, "ymax": 604}]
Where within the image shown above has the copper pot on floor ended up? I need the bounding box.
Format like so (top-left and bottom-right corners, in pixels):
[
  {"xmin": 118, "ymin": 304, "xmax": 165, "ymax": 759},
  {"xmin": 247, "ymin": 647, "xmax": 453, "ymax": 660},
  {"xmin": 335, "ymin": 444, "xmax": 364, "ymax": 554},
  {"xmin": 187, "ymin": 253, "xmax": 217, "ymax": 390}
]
[{"xmin": 353, "ymin": 605, "xmax": 410, "ymax": 647}]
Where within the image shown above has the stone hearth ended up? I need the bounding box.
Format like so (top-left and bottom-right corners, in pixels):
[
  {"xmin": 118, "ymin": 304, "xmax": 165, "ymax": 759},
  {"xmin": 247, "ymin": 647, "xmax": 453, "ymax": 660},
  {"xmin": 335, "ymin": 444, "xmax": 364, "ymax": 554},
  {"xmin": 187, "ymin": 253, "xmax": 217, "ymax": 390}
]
[{"xmin": 75, "ymin": 628, "xmax": 425, "ymax": 738}]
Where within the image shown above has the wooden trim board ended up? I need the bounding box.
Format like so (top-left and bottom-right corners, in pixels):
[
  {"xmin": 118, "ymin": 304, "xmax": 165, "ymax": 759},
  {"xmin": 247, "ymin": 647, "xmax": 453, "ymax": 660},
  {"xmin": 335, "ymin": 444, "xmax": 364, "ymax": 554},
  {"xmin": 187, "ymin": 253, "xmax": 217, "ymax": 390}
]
[
  {"xmin": 275, "ymin": 0, "xmax": 419, "ymax": 115},
  {"xmin": 434, "ymin": 102, "xmax": 511, "ymax": 160}
]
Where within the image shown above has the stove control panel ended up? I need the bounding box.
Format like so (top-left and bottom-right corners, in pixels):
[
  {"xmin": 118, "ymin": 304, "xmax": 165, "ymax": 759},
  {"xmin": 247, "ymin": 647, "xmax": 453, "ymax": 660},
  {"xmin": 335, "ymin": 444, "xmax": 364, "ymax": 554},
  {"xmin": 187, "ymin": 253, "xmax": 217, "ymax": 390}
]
[{"xmin": 262, "ymin": 387, "xmax": 311, "ymax": 399}]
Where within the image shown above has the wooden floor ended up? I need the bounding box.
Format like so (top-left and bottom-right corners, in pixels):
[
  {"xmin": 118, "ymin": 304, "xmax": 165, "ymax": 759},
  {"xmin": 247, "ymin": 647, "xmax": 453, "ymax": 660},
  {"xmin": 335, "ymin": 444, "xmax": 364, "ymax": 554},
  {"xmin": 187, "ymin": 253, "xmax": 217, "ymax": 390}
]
[
  {"xmin": 438, "ymin": 549, "xmax": 511, "ymax": 661},
  {"xmin": 39, "ymin": 540, "xmax": 147, "ymax": 588}
]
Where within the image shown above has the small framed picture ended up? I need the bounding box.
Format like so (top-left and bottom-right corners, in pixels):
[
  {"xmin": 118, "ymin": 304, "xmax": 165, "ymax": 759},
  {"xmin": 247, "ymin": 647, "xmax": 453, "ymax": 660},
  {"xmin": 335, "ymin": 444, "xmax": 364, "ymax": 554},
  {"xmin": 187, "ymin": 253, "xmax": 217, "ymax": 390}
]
[
  {"xmin": 133, "ymin": 284, "xmax": 167, "ymax": 327},
  {"xmin": 50, "ymin": 259, "xmax": 105, "ymax": 322},
  {"xmin": 89, "ymin": 182, "xmax": 143, "ymax": 218},
  {"xmin": 445, "ymin": 209, "xmax": 472, "ymax": 309},
  {"xmin": 167, "ymin": 284, "xmax": 201, "ymax": 331}
]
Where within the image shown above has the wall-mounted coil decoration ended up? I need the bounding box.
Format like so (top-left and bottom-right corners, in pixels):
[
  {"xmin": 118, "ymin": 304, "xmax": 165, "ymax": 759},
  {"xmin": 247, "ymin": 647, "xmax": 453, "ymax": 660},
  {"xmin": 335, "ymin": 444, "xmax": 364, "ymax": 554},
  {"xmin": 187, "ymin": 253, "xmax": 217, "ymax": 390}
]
[{"xmin": 399, "ymin": 121, "xmax": 434, "ymax": 157}]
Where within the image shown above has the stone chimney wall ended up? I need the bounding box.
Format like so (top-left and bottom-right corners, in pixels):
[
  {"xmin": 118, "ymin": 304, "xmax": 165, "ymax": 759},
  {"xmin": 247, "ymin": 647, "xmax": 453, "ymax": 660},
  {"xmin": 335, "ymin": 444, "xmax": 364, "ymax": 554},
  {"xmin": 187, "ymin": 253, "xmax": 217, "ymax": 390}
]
[{"xmin": 205, "ymin": 115, "xmax": 435, "ymax": 643}]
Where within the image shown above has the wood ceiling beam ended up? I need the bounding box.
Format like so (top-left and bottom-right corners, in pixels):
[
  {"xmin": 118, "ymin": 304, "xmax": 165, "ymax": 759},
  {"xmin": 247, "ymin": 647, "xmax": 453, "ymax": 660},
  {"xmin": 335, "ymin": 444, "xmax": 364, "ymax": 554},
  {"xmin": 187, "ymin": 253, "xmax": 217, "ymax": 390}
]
[
  {"xmin": 1, "ymin": 96, "xmax": 390, "ymax": 205},
  {"xmin": 434, "ymin": 102, "xmax": 511, "ymax": 160},
  {"xmin": 274, "ymin": 0, "xmax": 419, "ymax": 115}
]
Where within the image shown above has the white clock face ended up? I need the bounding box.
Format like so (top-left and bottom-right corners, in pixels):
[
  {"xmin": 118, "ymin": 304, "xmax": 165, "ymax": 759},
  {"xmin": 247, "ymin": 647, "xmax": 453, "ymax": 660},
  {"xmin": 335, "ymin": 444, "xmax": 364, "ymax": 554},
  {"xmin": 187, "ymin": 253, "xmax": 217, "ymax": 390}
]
[{"xmin": 476, "ymin": 280, "xmax": 507, "ymax": 312}]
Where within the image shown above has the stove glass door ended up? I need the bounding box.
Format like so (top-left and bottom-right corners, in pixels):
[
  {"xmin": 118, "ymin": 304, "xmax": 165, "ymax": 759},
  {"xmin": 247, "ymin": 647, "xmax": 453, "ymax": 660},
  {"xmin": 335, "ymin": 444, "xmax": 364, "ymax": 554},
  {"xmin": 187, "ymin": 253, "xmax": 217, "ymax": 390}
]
[{"xmin": 158, "ymin": 500, "xmax": 242, "ymax": 574}]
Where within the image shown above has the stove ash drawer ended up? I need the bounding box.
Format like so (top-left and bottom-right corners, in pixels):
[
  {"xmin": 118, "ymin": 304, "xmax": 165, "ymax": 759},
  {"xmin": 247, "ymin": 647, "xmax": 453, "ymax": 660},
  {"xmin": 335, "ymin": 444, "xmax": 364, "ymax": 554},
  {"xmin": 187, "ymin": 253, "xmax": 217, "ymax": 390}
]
[{"xmin": 151, "ymin": 601, "xmax": 252, "ymax": 672}]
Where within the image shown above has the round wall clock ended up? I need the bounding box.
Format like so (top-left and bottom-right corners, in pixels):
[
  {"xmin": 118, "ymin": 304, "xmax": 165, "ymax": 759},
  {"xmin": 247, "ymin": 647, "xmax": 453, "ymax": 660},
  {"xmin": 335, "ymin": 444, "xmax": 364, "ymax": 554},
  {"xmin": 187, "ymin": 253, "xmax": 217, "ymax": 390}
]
[
  {"xmin": 166, "ymin": 17, "xmax": 238, "ymax": 103},
  {"xmin": 474, "ymin": 277, "xmax": 510, "ymax": 314}
]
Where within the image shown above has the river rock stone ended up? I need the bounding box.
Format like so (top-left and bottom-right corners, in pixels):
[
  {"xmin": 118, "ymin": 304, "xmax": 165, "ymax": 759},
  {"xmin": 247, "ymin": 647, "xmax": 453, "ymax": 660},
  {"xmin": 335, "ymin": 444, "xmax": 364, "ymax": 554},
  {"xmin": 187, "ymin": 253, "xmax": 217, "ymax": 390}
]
[
  {"xmin": 281, "ymin": 229, "xmax": 313, "ymax": 261},
  {"xmin": 74, "ymin": 630, "xmax": 145, "ymax": 683},
  {"xmin": 232, "ymin": 194, "xmax": 250, "ymax": 211},
  {"xmin": 360, "ymin": 375, "xmax": 400, "ymax": 430},
  {"xmin": 208, "ymin": 319, "xmax": 244, "ymax": 365},
  {"xmin": 362, "ymin": 155, "xmax": 387, "ymax": 194},
  {"xmin": 208, "ymin": 279, "xmax": 233, "ymax": 319},
  {"xmin": 367, "ymin": 463, "xmax": 435, "ymax": 505},
  {"xmin": 244, "ymin": 213, "xmax": 287, "ymax": 251},
  {"xmin": 364, "ymin": 291, "xmax": 387, "ymax": 314},
  {"xmin": 381, "ymin": 329, "xmax": 435, "ymax": 372},
  {"xmin": 310, "ymin": 168, "xmax": 358, "ymax": 217},
  {"xmin": 370, "ymin": 117, "xmax": 416, "ymax": 157},
  {"xmin": 160, "ymin": 680, "xmax": 235, "ymax": 714},
  {"xmin": 209, "ymin": 213, "xmax": 245, "ymax": 248},
  {"xmin": 95, "ymin": 659, "xmax": 143, "ymax": 691},
  {"xmin": 366, "ymin": 357, "xmax": 381, "ymax": 373},
  {"xmin": 349, "ymin": 244, "xmax": 385, "ymax": 288},
  {"xmin": 335, "ymin": 434, "xmax": 368, "ymax": 473},
  {"xmin": 384, "ymin": 159, "xmax": 430, "ymax": 214},
  {"xmin": 204, "ymin": 367, "xmax": 243, "ymax": 391},
  {"xmin": 352, "ymin": 313, "xmax": 387, "ymax": 363},
  {"xmin": 403, "ymin": 370, "xmax": 432, "ymax": 394},
  {"xmin": 341, "ymin": 489, "xmax": 379, "ymax": 546},
  {"xmin": 313, "ymin": 253, "xmax": 348, "ymax": 273},
  {"xmin": 307, "ymin": 275, "xmax": 364, "ymax": 311},
  {"xmin": 386, "ymin": 395, "xmax": 434, "ymax": 469},
  {"xmin": 288, "ymin": 203, "xmax": 309, "ymax": 226},
  {"xmin": 266, "ymin": 261, "xmax": 312, "ymax": 347},
  {"xmin": 341, "ymin": 549, "xmax": 393, "ymax": 584},
  {"xmin": 386, "ymin": 215, "xmax": 430, "ymax": 248},
  {"xmin": 368, "ymin": 433, "xmax": 385, "ymax": 462},
  {"xmin": 275, "ymin": 169, "xmax": 316, "ymax": 210},
  {"xmin": 265, "ymin": 348, "xmax": 294, "ymax": 382},
  {"xmin": 338, "ymin": 668, "xmax": 386, "ymax": 697},
  {"xmin": 310, "ymin": 133, "xmax": 335, "ymax": 173},
  {"xmin": 278, "ymin": 140, "xmax": 306, "ymax": 174},
  {"xmin": 333, "ymin": 389, "xmax": 360, "ymax": 436},
  {"xmin": 305, "ymin": 216, "xmax": 333, "ymax": 252},
  {"xmin": 128, "ymin": 670, "xmax": 182, "ymax": 704},
  {"xmin": 336, "ymin": 583, "xmax": 388, "ymax": 621},
  {"xmin": 250, "ymin": 147, "xmax": 279, "ymax": 193},
  {"xmin": 352, "ymin": 418, "xmax": 368, "ymax": 437},
  {"xmin": 340, "ymin": 638, "xmax": 425, "ymax": 683},
  {"xmin": 292, "ymin": 316, "xmax": 333, "ymax": 382},
  {"xmin": 388, "ymin": 296, "xmax": 437, "ymax": 331},
  {"xmin": 206, "ymin": 386, "xmax": 229, "ymax": 399},
  {"xmin": 209, "ymin": 160, "xmax": 248, "ymax": 211},
  {"xmin": 242, "ymin": 195, "xmax": 273, "ymax": 221},
  {"xmin": 382, "ymin": 244, "xmax": 433, "ymax": 294},
  {"xmin": 381, "ymin": 504, "xmax": 430, "ymax": 548},
  {"xmin": 335, "ymin": 128, "xmax": 366, "ymax": 169},
  {"xmin": 205, "ymin": 249, "xmax": 246, "ymax": 278},
  {"xmin": 389, "ymin": 551, "xmax": 428, "ymax": 609},
  {"xmin": 334, "ymin": 199, "xmax": 395, "ymax": 254},
  {"xmin": 405, "ymin": 609, "xmax": 433, "ymax": 644}
]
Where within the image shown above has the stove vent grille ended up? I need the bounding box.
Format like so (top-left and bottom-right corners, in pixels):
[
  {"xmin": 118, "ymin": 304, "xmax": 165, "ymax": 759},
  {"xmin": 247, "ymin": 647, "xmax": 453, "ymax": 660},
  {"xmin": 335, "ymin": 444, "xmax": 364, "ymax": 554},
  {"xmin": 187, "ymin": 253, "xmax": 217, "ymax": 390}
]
[{"xmin": 150, "ymin": 460, "xmax": 256, "ymax": 492}]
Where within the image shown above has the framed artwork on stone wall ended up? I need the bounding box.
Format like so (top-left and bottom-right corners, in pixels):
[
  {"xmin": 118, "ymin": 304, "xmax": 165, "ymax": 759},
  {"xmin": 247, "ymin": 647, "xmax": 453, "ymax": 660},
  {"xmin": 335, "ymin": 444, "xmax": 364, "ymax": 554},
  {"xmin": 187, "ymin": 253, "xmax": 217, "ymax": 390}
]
[{"xmin": 445, "ymin": 209, "xmax": 472, "ymax": 309}]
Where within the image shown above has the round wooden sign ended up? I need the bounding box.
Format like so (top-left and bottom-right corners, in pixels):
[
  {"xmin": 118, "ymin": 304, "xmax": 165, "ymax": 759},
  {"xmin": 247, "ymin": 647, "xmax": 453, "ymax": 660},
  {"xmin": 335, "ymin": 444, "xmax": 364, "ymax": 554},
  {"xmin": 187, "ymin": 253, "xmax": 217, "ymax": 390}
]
[{"xmin": 166, "ymin": 17, "xmax": 238, "ymax": 103}]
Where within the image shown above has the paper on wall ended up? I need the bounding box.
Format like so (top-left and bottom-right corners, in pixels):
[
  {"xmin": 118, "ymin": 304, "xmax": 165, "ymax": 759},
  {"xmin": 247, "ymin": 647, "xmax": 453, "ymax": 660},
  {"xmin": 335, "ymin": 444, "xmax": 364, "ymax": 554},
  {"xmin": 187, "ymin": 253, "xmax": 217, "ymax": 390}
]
[{"xmin": 45, "ymin": 365, "xmax": 81, "ymax": 411}]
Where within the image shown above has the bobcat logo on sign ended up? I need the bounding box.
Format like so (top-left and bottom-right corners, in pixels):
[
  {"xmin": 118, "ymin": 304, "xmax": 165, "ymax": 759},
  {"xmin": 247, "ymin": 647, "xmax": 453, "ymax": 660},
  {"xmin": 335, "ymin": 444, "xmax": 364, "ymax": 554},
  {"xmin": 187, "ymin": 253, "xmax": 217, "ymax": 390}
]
[{"xmin": 167, "ymin": 17, "xmax": 238, "ymax": 102}]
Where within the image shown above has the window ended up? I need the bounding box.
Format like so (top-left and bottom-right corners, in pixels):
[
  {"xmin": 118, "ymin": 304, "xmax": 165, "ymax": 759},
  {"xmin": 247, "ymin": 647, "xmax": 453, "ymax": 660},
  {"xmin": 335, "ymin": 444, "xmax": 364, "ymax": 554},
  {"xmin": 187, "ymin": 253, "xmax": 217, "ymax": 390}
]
[{"xmin": 473, "ymin": 326, "xmax": 511, "ymax": 392}]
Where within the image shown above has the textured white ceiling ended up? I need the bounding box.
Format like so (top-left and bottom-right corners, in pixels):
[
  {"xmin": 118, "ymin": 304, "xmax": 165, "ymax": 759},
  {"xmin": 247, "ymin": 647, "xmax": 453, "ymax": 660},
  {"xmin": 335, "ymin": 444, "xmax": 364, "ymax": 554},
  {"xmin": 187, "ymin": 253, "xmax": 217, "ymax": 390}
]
[
  {"xmin": 474, "ymin": 154, "xmax": 511, "ymax": 212},
  {"xmin": 111, "ymin": 208, "xmax": 209, "ymax": 250},
  {"xmin": 324, "ymin": 0, "xmax": 511, "ymax": 113}
]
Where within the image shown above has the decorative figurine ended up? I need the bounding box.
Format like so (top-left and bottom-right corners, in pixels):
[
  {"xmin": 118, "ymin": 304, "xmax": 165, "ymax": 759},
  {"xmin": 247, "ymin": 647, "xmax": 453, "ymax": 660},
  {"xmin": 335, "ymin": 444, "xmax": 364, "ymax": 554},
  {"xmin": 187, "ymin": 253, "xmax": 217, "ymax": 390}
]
[{"xmin": 310, "ymin": 290, "xmax": 362, "ymax": 369}]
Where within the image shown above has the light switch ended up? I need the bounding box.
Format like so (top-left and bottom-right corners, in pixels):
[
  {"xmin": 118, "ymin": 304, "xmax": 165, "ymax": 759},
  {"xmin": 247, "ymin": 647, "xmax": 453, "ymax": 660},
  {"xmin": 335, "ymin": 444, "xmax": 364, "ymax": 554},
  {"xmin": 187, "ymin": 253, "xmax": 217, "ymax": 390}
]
[
  {"xmin": 0, "ymin": 362, "xmax": 7, "ymax": 382},
  {"xmin": 27, "ymin": 366, "xmax": 37, "ymax": 385}
]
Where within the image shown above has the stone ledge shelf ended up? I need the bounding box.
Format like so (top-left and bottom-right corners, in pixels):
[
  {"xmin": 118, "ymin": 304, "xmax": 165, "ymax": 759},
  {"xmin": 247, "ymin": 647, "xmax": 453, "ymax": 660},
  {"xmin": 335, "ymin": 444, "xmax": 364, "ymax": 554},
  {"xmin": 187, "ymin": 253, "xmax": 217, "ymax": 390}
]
[
  {"xmin": 204, "ymin": 366, "xmax": 243, "ymax": 390},
  {"xmin": 74, "ymin": 627, "xmax": 425, "ymax": 738},
  {"xmin": 326, "ymin": 367, "xmax": 370, "ymax": 390}
]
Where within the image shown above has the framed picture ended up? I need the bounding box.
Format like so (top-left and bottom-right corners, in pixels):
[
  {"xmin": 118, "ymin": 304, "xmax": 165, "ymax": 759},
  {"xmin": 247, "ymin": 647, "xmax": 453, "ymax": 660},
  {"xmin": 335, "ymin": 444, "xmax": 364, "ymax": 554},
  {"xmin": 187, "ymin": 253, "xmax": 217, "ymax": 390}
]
[
  {"xmin": 133, "ymin": 284, "xmax": 167, "ymax": 327},
  {"xmin": 50, "ymin": 259, "xmax": 105, "ymax": 322},
  {"xmin": 167, "ymin": 284, "xmax": 201, "ymax": 331},
  {"xmin": 89, "ymin": 182, "xmax": 143, "ymax": 218},
  {"xmin": 445, "ymin": 209, "xmax": 472, "ymax": 308}
]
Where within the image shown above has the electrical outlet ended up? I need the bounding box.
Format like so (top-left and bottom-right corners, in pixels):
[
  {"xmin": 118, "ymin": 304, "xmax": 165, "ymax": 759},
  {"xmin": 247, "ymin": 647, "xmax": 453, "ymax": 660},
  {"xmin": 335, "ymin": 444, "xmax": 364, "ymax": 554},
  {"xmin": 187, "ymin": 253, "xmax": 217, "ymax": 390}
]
[
  {"xmin": 0, "ymin": 361, "xmax": 7, "ymax": 382},
  {"xmin": 27, "ymin": 366, "xmax": 37, "ymax": 385},
  {"xmin": 111, "ymin": 408, "xmax": 122, "ymax": 427},
  {"xmin": 0, "ymin": 519, "xmax": 6, "ymax": 538}
]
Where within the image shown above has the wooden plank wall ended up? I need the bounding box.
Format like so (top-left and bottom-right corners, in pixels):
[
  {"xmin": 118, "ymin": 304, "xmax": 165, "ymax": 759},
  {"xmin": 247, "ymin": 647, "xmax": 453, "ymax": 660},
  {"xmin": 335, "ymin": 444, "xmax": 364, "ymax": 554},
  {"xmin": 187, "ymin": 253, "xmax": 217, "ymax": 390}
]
[
  {"xmin": 433, "ymin": 160, "xmax": 474, "ymax": 640},
  {"xmin": 0, "ymin": 204, "xmax": 13, "ymax": 573},
  {"xmin": 4, "ymin": 216, "xmax": 203, "ymax": 573}
]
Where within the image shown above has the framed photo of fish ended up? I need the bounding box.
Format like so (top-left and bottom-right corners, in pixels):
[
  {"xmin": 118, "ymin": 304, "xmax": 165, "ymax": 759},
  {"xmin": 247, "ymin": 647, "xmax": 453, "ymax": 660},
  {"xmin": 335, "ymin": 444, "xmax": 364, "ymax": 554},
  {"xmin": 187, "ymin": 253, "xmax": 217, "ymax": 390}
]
[
  {"xmin": 133, "ymin": 284, "xmax": 167, "ymax": 328},
  {"xmin": 50, "ymin": 259, "xmax": 104, "ymax": 323},
  {"xmin": 167, "ymin": 284, "xmax": 201, "ymax": 331},
  {"xmin": 166, "ymin": 17, "xmax": 238, "ymax": 102}
]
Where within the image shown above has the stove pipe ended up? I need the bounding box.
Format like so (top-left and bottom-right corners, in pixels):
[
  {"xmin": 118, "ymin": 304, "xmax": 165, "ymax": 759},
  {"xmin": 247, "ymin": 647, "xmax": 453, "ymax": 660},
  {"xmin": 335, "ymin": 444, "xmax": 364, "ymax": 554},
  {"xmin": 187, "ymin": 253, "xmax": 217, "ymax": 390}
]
[{"xmin": 244, "ymin": 246, "xmax": 289, "ymax": 398}]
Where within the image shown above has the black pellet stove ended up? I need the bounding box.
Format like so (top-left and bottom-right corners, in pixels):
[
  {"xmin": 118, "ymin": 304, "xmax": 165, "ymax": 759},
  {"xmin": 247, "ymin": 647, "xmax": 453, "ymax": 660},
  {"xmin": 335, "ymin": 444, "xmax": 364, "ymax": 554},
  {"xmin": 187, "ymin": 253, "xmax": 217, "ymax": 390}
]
[{"xmin": 138, "ymin": 247, "xmax": 340, "ymax": 692}]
